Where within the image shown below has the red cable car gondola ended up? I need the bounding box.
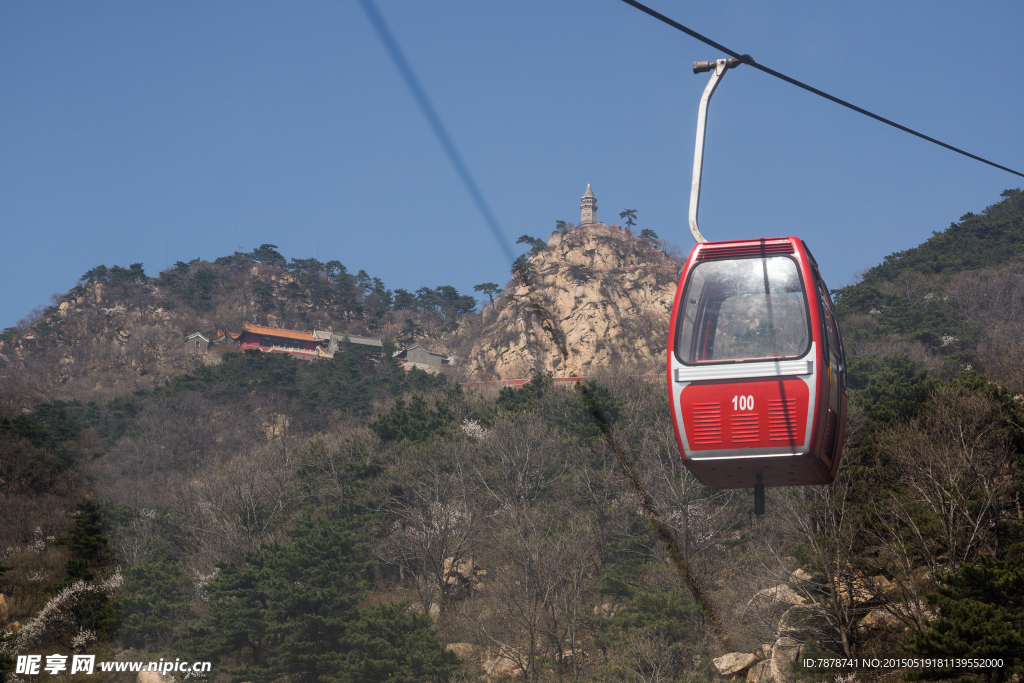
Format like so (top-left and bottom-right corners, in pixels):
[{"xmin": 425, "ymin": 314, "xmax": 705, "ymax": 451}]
[
  {"xmin": 668, "ymin": 59, "xmax": 847, "ymax": 507},
  {"xmin": 667, "ymin": 237, "xmax": 847, "ymax": 490}
]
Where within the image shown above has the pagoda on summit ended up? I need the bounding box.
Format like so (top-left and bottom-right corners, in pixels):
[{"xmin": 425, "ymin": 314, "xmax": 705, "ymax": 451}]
[{"xmin": 550, "ymin": 185, "xmax": 625, "ymax": 240}]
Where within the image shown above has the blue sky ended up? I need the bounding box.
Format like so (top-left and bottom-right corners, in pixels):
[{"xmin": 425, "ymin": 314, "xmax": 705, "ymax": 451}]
[{"xmin": 3, "ymin": 1, "xmax": 1022, "ymax": 328}]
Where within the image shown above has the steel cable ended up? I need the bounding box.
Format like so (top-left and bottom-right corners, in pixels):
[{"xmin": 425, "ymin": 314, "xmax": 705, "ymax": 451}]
[
  {"xmin": 359, "ymin": 0, "xmax": 734, "ymax": 653},
  {"xmin": 619, "ymin": 0, "xmax": 1024, "ymax": 179}
]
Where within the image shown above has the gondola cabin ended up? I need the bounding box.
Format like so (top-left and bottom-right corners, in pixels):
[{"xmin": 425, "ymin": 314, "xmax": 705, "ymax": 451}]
[{"xmin": 667, "ymin": 237, "xmax": 847, "ymax": 489}]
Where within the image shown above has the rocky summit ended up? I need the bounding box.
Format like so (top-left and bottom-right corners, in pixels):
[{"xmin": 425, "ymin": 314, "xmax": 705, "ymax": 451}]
[{"xmin": 462, "ymin": 226, "xmax": 682, "ymax": 379}]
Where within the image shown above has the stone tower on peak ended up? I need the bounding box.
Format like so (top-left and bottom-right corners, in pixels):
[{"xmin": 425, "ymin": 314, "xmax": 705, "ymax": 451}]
[{"xmin": 580, "ymin": 184, "xmax": 597, "ymax": 226}]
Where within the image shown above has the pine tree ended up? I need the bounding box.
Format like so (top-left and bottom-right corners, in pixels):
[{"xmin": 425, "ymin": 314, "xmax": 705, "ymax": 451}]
[
  {"xmin": 55, "ymin": 499, "xmax": 109, "ymax": 563},
  {"xmin": 905, "ymin": 556, "xmax": 1024, "ymax": 682},
  {"xmin": 187, "ymin": 514, "xmax": 460, "ymax": 683},
  {"xmin": 119, "ymin": 558, "xmax": 193, "ymax": 648}
]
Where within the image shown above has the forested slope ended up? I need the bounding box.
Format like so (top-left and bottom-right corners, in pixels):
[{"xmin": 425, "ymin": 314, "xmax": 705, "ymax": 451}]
[
  {"xmin": 835, "ymin": 188, "xmax": 1024, "ymax": 389},
  {"xmin": 0, "ymin": 244, "xmax": 479, "ymax": 408},
  {"xmin": 1, "ymin": 192, "xmax": 1023, "ymax": 683}
]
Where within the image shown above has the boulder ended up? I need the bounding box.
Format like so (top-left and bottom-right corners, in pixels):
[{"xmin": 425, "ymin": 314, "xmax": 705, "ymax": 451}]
[
  {"xmin": 835, "ymin": 574, "xmax": 883, "ymax": 606},
  {"xmin": 867, "ymin": 575, "xmax": 894, "ymax": 593},
  {"xmin": 446, "ymin": 642, "xmax": 477, "ymax": 660},
  {"xmin": 714, "ymin": 653, "xmax": 758, "ymax": 675},
  {"xmin": 407, "ymin": 601, "xmax": 440, "ymax": 617},
  {"xmin": 593, "ymin": 598, "xmax": 620, "ymax": 616},
  {"xmin": 790, "ymin": 568, "xmax": 812, "ymax": 582},
  {"xmin": 770, "ymin": 637, "xmax": 803, "ymax": 682},
  {"xmin": 0, "ymin": 594, "xmax": 7, "ymax": 621},
  {"xmin": 136, "ymin": 673, "xmax": 173, "ymax": 683},
  {"xmin": 455, "ymin": 557, "xmax": 475, "ymax": 580},
  {"xmin": 859, "ymin": 608, "xmax": 904, "ymax": 631},
  {"xmin": 747, "ymin": 660, "xmax": 772, "ymax": 683},
  {"xmin": 750, "ymin": 585, "xmax": 805, "ymax": 607},
  {"xmin": 484, "ymin": 653, "xmax": 518, "ymax": 680}
]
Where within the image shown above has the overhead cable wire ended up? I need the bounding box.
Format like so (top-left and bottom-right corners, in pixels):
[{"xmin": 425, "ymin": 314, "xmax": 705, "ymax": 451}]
[
  {"xmin": 357, "ymin": 0, "xmax": 517, "ymax": 263},
  {"xmin": 619, "ymin": 0, "xmax": 1024, "ymax": 179},
  {"xmin": 359, "ymin": 0, "xmax": 733, "ymax": 652}
]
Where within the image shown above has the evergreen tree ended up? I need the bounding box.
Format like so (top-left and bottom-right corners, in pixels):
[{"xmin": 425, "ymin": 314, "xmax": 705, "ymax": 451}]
[
  {"xmin": 415, "ymin": 286, "xmax": 439, "ymax": 312},
  {"xmin": 81, "ymin": 264, "xmax": 110, "ymax": 284},
  {"xmin": 56, "ymin": 499, "xmax": 109, "ymax": 563},
  {"xmin": 489, "ymin": 372, "xmax": 552, "ymax": 420},
  {"xmin": 435, "ymin": 285, "xmax": 475, "ymax": 322},
  {"xmin": 473, "ymin": 282, "xmax": 500, "ymax": 306},
  {"xmin": 399, "ymin": 319, "xmax": 422, "ymax": 346},
  {"xmin": 392, "ymin": 288, "xmax": 417, "ymax": 311},
  {"xmin": 251, "ymin": 244, "xmax": 284, "ymax": 264},
  {"xmin": 369, "ymin": 395, "xmax": 457, "ymax": 444},
  {"xmin": 187, "ymin": 514, "xmax": 460, "ymax": 683},
  {"xmin": 848, "ymin": 354, "xmax": 935, "ymax": 424},
  {"xmin": 119, "ymin": 557, "xmax": 193, "ymax": 648},
  {"xmin": 511, "ymin": 254, "xmax": 535, "ymax": 280},
  {"xmin": 183, "ymin": 268, "xmax": 218, "ymax": 310},
  {"xmin": 552, "ymin": 380, "xmax": 623, "ymax": 445},
  {"xmin": 905, "ymin": 556, "xmax": 1024, "ymax": 682},
  {"xmin": 355, "ymin": 269, "xmax": 373, "ymax": 294},
  {"xmin": 516, "ymin": 234, "xmax": 546, "ymax": 255},
  {"xmin": 619, "ymin": 209, "xmax": 637, "ymax": 232}
]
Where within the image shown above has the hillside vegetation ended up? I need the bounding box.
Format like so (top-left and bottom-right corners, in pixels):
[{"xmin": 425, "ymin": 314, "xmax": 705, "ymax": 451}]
[
  {"xmin": 835, "ymin": 188, "xmax": 1024, "ymax": 389},
  {"xmin": 0, "ymin": 244, "xmax": 479, "ymax": 408},
  {"xmin": 1, "ymin": 192, "xmax": 1023, "ymax": 683}
]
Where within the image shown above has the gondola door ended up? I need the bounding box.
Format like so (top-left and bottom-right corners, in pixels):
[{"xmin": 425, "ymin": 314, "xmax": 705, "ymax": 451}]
[{"xmin": 807, "ymin": 253, "xmax": 847, "ymax": 477}]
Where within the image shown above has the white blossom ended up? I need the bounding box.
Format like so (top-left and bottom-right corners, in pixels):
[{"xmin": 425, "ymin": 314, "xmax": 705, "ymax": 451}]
[
  {"xmin": 461, "ymin": 419, "xmax": 487, "ymax": 438},
  {"xmin": 29, "ymin": 527, "xmax": 47, "ymax": 554},
  {"xmin": 71, "ymin": 629, "xmax": 97, "ymax": 652},
  {"xmin": 193, "ymin": 567, "xmax": 219, "ymax": 603},
  {"xmin": 0, "ymin": 569, "xmax": 123, "ymax": 656}
]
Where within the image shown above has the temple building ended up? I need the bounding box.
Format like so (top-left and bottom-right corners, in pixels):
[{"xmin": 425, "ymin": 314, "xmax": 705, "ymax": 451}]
[{"xmin": 230, "ymin": 323, "xmax": 331, "ymax": 360}]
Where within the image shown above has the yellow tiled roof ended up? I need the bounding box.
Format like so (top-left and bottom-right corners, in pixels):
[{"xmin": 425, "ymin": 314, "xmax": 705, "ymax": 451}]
[{"xmin": 230, "ymin": 323, "xmax": 323, "ymax": 343}]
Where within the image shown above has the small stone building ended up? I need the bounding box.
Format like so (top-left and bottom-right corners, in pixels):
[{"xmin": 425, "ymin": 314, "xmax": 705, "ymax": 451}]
[
  {"xmin": 394, "ymin": 343, "xmax": 449, "ymax": 367},
  {"xmin": 313, "ymin": 330, "xmax": 383, "ymax": 355},
  {"xmin": 185, "ymin": 333, "xmax": 209, "ymax": 352}
]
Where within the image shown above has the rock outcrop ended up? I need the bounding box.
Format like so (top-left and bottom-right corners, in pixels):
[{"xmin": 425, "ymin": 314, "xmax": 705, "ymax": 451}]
[
  {"xmin": 714, "ymin": 652, "xmax": 759, "ymax": 675},
  {"xmin": 463, "ymin": 228, "xmax": 681, "ymax": 379}
]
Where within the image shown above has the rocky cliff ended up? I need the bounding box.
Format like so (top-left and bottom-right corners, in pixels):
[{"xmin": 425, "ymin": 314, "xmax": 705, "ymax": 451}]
[{"xmin": 462, "ymin": 226, "xmax": 682, "ymax": 379}]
